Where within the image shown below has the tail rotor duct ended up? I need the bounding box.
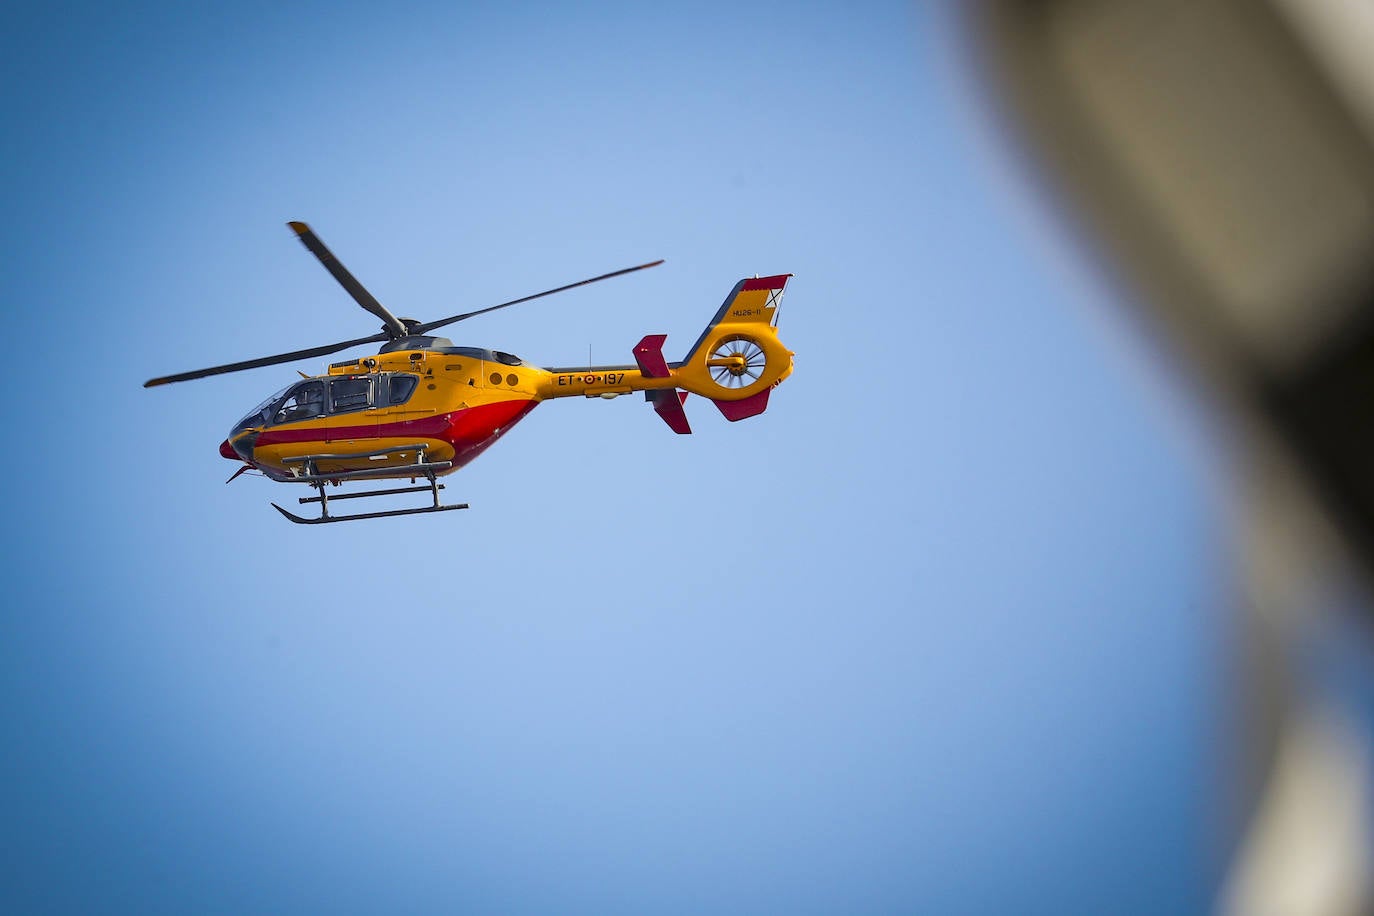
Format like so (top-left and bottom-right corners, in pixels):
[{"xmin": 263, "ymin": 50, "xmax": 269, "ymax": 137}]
[{"xmin": 707, "ymin": 336, "xmax": 767, "ymax": 390}]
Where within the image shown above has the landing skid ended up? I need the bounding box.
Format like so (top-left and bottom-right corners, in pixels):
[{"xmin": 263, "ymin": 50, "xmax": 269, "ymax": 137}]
[
  {"xmin": 272, "ymin": 444, "xmax": 469, "ymax": 524},
  {"xmin": 272, "ymin": 501, "xmax": 469, "ymax": 525}
]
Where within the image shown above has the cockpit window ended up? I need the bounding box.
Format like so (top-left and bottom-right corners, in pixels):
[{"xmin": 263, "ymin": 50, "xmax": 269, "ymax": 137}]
[
  {"xmin": 273, "ymin": 381, "xmax": 326, "ymax": 424},
  {"xmin": 238, "ymin": 383, "xmax": 294, "ymax": 429},
  {"xmin": 329, "ymin": 376, "xmax": 372, "ymax": 414},
  {"xmin": 388, "ymin": 374, "xmax": 418, "ymax": 405},
  {"xmin": 492, "ymin": 350, "xmax": 523, "ymax": 366}
]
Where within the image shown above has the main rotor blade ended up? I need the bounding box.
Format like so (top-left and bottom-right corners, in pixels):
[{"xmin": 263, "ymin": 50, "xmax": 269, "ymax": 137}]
[
  {"xmin": 288, "ymin": 221, "xmax": 409, "ymax": 339},
  {"xmin": 410, "ymin": 259, "xmax": 665, "ymax": 335},
  {"xmin": 143, "ymin": 331, "xmax": 389, "ymax": 387}
]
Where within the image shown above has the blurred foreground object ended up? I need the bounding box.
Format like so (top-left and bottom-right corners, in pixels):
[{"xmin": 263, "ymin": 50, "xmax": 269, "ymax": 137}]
[{"xmin": 964, "ymin": 1, "xmax": 1374, "ymax": 912}]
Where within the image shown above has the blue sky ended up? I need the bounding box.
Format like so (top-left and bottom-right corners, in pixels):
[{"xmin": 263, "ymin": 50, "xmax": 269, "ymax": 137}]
[{"xmin": 5, "ymin": 3, "xmax": 1230, "ymax": 912}]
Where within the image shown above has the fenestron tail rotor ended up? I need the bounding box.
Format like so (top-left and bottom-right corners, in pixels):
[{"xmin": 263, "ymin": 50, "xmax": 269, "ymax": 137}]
[{"xmin": 706, "ymin": 336, "xmax": 769, "ymax": 390}]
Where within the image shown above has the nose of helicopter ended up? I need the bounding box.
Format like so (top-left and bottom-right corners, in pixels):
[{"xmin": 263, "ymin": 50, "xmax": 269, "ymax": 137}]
[{"xmin": 219, "ymin": 439, "xmax": 238, "ymax": 460}]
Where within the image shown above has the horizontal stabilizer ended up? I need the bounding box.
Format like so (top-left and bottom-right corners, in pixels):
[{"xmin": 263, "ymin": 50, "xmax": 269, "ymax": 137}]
[
  {"xmin": 713, "ymin": 387, "xmax": 770, "ymax": 421},
  {"xmin": 647, "ymin": 389, "xmax": 691, "ymax": 434},
  {"xmin": 633, "ymin": 334, "xmax": 672, "ymax": 378}
]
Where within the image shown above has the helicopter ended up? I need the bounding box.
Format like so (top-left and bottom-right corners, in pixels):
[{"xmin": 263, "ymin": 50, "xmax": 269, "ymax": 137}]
[{"xmin": 145, "ymin": 222, "xmax": 795, "ymax": 523}]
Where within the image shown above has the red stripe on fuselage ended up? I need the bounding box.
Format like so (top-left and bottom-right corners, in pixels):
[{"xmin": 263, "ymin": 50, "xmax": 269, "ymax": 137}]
[{"xmin": 252, "ymin": 398, "xmax": 539, "ymax": 470}]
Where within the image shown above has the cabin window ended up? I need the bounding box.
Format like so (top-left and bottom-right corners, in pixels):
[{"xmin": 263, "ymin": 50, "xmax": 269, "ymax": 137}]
[
  {"xmin": 274, "ymin": 381, "xmax": 326, "ymax": 424},
  {"xmin": 329, "ymin": 376, "xmax": 373, "ymax": 414},
  {"xmin": 388, "ymin": 374, "xmax": 419, "ymax": 406}
]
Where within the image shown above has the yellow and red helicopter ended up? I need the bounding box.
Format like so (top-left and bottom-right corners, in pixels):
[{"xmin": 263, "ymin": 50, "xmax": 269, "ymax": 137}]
[{"xmin": 145, "ymin": 222, "xmax": 795, "ymax": 523}]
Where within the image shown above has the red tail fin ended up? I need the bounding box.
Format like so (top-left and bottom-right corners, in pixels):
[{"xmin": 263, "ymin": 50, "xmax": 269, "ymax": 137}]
[
  {"xmin": 647, "ymin": 389, "xmax": 691, "ymax": 434},
  {"xmin": 633, "ymin": 334, "xmax": 672, "ymax": 378},
  {"xmin": 712, "ymin": 387, "xmax": 770, "ymax": 421}
]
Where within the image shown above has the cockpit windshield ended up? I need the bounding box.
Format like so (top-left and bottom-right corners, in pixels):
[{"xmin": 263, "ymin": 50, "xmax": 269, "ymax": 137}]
[
  {"xmin": 231, "ymin": 379, "xmax": 329, "ymax": 437},
  {"xmin": 235, "ymin": 383, "xmax": 294, "ymax": 432}
]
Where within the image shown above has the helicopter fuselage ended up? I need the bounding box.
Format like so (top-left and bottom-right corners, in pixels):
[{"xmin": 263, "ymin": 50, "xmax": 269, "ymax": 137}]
[
  {"xmin": 148, "ymin": 221, "xmax": 794, "ymax": 522},
  {"xmin": 221, "ymin": 343, "xmax": 691, "ymax": 481}
]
